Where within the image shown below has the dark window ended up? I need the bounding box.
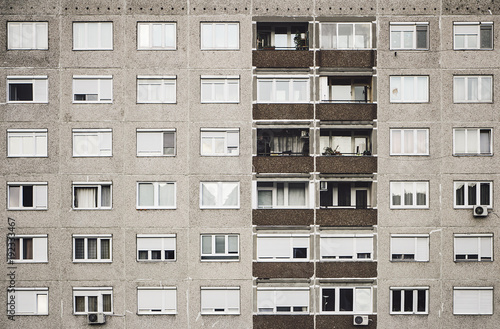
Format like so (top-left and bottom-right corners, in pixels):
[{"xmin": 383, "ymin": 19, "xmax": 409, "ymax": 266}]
[
  {"xmin": 322, "ymin": 288, "xmax": 335, "ymax": 312},
  {"xmin": 293, "ymin": 247, "xmax": 307, "ymax": 259},
  {"xmin": 339, "ymin": 288, "xmax": 353, "ymax": 311},
  {"xmin": 165, "ymin": 250, "xmax": 175, "ymax": 259},
  {"xmin": 22, "ymin": 185, "xmax": 33, "ymax": 207},
  {"xmin": 392, "ymin": 289, "xmax": 401, "ymax": 312},
  {"xmin": 9, "ymin": 83, "xmax": 33, "ymax": 101}
]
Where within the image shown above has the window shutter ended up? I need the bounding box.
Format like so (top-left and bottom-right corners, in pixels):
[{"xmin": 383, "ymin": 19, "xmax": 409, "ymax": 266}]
[
  {"xmin": 33, "ymin": 78, "xmax": 48, "ymax": 102},
  {"xmin": 479, "ymin": 290, "xmax": 493, "ymax": 314},
  {"xmin": 392, "ymin": 237, "xmax": 414, "ymax": 254},
  {"xmin": 137, "ymin": 132, "xmax": 163, "ymax": 155},
  {"xmin": 137, "ymin": 238, "xmax": 162, "ymax": 250},
  {"xmin": 258, "ymin": 237, "xmax": 290, "ymax": 259},
  {"xmin": 277, "ymin": 290, "xmax": 308, "ymax": 307},
  {"xmin": 8, "ymin": 23, "xmax": 21, "ymax": 49},
  {"xmin": 99, "ymin": 79, "xmax": 113, "ymax": 101},
  {"xmin": 138, "ymin": 289, "xmax": 164, "ymax": 312},
  {"xmin": 356, "ymin": 237, "xmax": 373, "ymax": 255},
  {"xmin": 16, "ymin": 290, "xmax": 37, "ymax": 314},
  {"xmin": 35, "ymin": 134, "xmax": 47, "ymax": 156},
  {"xmin": 257, "ymin": 290, "xmax": 274, "ymax": 310},
  {"xmin": 34, "ymin": 185, "xmax": 48, "ymax": 209},
  {"xmin": 455, "ymin": 237, "xmax": 477, "ymax": 255},
  {"xmin": 227, "ymin": 131, "xmax": 239, "ymax": 149},
  {"xmin": 480, "ymin": 237, "xmax": 492, "ymax": 259},
  {"xmin": 415, "ymin": 237, "xmax": 429, "ymax": 261},
  {"xmin": 33, "ymin": 236, "xmax": 48, "ymax": 262},
  {"xmin": 201, "ymin": 289, "xmax": 222, "ymax": 311},
  {"xmin": 454, "ymin": 290, "xmax": 479, "ymax": 314},
  {"xmin": 162, "ymin": 237, "xmax": 176, "ymax": 250},
  {"xmin": 293, "ymin": 237, "xmax": 309, "ymax": 248},
  {"xmin": 99, "ymin": 132, "xmax": 112, "ymax": 156},
  {"xmin": 320, "ymin": 237, "xmax": 338, "ymax": 258},
  {"xmin": 355, "ymin": 288, "xmax": 371, "ymax": 313},
  {"xmin": 74, "ymin": 79, "xmax": 99, "ymax": 96}
]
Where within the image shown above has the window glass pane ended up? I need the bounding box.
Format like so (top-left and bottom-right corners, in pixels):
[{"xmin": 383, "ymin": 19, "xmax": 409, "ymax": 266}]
[
  {"xmin": 468, "ymin": 183, "xmax": 477, "ymax": 205},
  {"xmin": 88, "ymin": 296, "xmax": 98, "ymax": 312},
  {"xmin": 23, "ymin": 238, "xmax": 33, "ymax": 259},
  {"xmin": 416, "ymin": 182, "xmax": 427, "ymax": 206},
  {"xmin": 201, "ymin": 183, "xmax": 217, "ymax": 206},
  {"xmin": 100, "ymin": 23, "xmax": 112, "ymax": 49},
  {"xmin": 221, "ymin": 183, "xmax": 239, "ymax": 207},
  {"xmin": 100, "ymin": 239, "xmax": 110, "ymax": 259},
  {"xmin": 355, "ymin": 288, "xmax": 371, "ymax": 313},
  {"xmin": 455, "ymin": 183, "xmax": 465, "ymax": 206},
  {"xmin": 417, "ymin": 290, "xmax": 426, "ymax": 312},
  {"xmin": 228, "ymin": 236, "xmax": 238, "ymax": 253},
  {"xmin": 338, "ymin": 24, "xmax": 353, "ymax": 48},
  {"xmin": 139, "ymin": 183, "xmax": 154, "ymax": 206},
  {"xmin": 159, "ymin": 183, "xmax": 175, "ymax": 207},
  {"xmin": 322, "ymin": 289, "xmax": 335, "ymax": 311},
  {"xmin": 75, "ymin": 239, "xmax": 85, "ymax": 259},
  {"xmin": 288, "ymin": 183, "xmax": 306, "ymax": 206},
  {"xmin": 392, "ymin": 183, "xmax": 402, "ymax": 206},
  {"xmin": 88, "ymin": 239, "xmax": 97, "ymax": 259},
  {"xmin": 390, "ymin": 77, "xmax": 401, "ymax": 101},
  {"xmin": 201, "ymin": 24, "xmax": 212, "ymax": 48},
  {"xmin": 275, "ymin": 81, "xmax": 289, "ymax": 102},
  {"xmin": 468, "ymin": 77, "xmax": 478, "ymax": 100},
  {"xmin": 202, "ymin": 236, "xmax": 212, "ymax": 254},
  {"xmin": 392, "ymin": 290, "xmax": 401, "ymax": 312},
  {"xmin": 454, "ymin": 77, "xmax": 465, "ymax": 102},
  {"xmin": 215, "ymin": 236, "xmax": 225, "ymax": 253},
  {"xmin": 481, "ymin": 77, "xmax": 492, "ymax": 101},
  {"xmin": 87, "ymin": 23, "xmax": 99, "ymax": 49},
  {"xmin": 138, "ymin": 24, "xmax": 150, "ymax": 48},
  {"xmin": 480, "ymin": 25, "xmax": 493, "ymax": 48},
  {"xmin": 102, "ymin": 294, "xmax": 112, "ymax": 312},
  {"xmin": 467, "ymin": 129, "xmax": 478, "ymax": 153},
  {"xmin": 455, "ymin": 129, "xmax": 466, "ymax": 153},
  {"xmin": 75, "ymin": 296, "xmax": 85, "ymax": 312},
  {"xmin": 480, "ymin": 130, "xmax": 491, "ymax": 154},
  {"xmin": 258, "ymin": 80, "xmax": 272, "ymax": 101},
  {"xmin": 101, "ymin": 185, "xmax": 111, "ymax": 207},
  {"xmin": 355, "ymin": 24, "xmax": 371, "ymax": 48},
  {"xmin": 215, "ymin": 24, "xmax": 225, "ymax": 48},
  {"xmin": 480, "ymin": 183, "xmax": 490, "ymax": 205},
  {"xmin": 37, "ymin": 294, "xmax": 48, "ymax": 314},
  {"xmin": 339, "ymin": 289, "xmax": 353, "ymax": 311},
  {"xmin": 227, "ymin": 24, "xmax": 238, "ymax": 48},
  {"xmin": 404, "ymin": 183, "xmax": 414, "ymax": 205},
  {"xmin": 404, "ymin": 290, "xmax": 413, "ymax": 312}
]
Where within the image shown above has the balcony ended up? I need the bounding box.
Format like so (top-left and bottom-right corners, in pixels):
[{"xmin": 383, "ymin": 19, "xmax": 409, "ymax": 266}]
[
  {"xmin": 254, "ymin": 315, "xmax": 314, "ymax": 329},
  {"xmin": 317, "ymin": 50, "xmax": 376, "ymax": 68},
  {"xmin": 253, "ymin": 50, "xmax": 314, "ymax": 68},
  {"xmin": 254, "ymin": 156, "xmax": 313, "ymax": 173},
  {"xmin": 317, "ymin": 315, "xmax": 377, "ymax": 329},
  {"xmin": 253, "ymin": 104, "xmax": 314, "ymax": 120},
  {"xmin": 317, "ymin": 208, "xmax": 377, "ymax": 226},
  {"xmin": 316, "ymin": 103, "xmax": 377, "ymax": 121},
  {"xmin": 317, "ymin": 156, "xmax": 377, "ymax": 174},
  {"xmin": 316, "ymin": 261, "xmax": 377, "ymax": 278},
  {"xmin": 253, "ymin": 209, "xmax": 314, "ymax": 226},
  {"xmin": 253, "ymin": 262, "xmax": 314, "ymax": 279}
]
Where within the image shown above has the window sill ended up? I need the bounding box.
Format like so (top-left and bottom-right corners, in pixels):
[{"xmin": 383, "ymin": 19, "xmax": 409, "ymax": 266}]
[
  {"xmin": 453, "ymin": 154, "xmax": 493, "ymax": 157},
  {"xmin": 137, "ymin": 259, "xmax": 176, "ymax": 262},
  {"xmin": 73, "ymin": 260, "xmax": 112, "ymax": 263},
  {"xmin": 7, "ymin": 208, "xmax": 48, "ymax": 211},
  {"xmin": 7, "ymin": 101, "xmax": 48, "ymax": 104},
  {"xmin": 137, "ymin": 312, "xmax": 177, "ymax": 315},
  {"xmin": 136, "ymin": 207, "xmax": 177, "ymax": 210}
]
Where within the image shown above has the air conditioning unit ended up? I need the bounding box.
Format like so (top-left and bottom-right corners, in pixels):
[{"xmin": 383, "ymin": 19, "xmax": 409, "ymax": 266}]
[
  {"xmin": 88, "ymin": 313, "xmax": 105, "ymax": 325},
  {"xmin": 473, "ymin": 205, "xmax": 488, "ymax": 217},
  {"xmin": 353, "ymin": 315, "xmax": 369, "ymax": 326},
  {"xmin": 320, "ymin": 181, "xmax": 328, "ymax": 191}
]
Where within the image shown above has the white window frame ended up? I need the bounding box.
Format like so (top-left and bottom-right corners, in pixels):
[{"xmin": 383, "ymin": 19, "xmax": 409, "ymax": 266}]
[
  {"xmin": 201, "ymin": 234, "xmax": 239, "ymax": 261},
  {"xmin": 72, "ymin": 234, "xmax": 112, "ymax": 263},
  {"xmin": 7, "ymin": 129, "xmax": 48, "ymax": 157},
  {"xmin": 257, "ymin": 287, "xmax": 309, "ymax": 314},
  {"xmin": 137, "ymin": 76, "xmax": 176, "ymax": 103},
  {"xmin": 136, "ymin": 129, "xmax": 176, "ymax": 156},
  {"xmin": 7, "ymin": 182, "xmax": 48, "ymax": 210},
  {"xmin": 320, "ymin": 286, "xmax": 373, "ymax": 314},
  {"xmin": 390, "ymin": 128, "xmax": 429, "ymax": 155},
  {"xmin": 257, "ymin": 234, "xmax": 310, "ymax": 261},
  {"xmin": 136, "ymin": 234, "xmax": 176, "ymax": 262},
  {"xmin": 7, "ymin": 22, "xmax": 48, "ymax": 50},
  {"xmin": 390, "ymin": 181, "xmax": 429, "ymax": 209},
  {"xmin": 136, "ymin": 182, "xmax": 176, "ymax": 209},
  {"xmin": 453, "ymin": 128, "xmax": 493, "ymax": 155},
  {"xmin": 257, "ymin": 76, "xmax": 310, "ymax": 103},
  {"xmin": 320, "ymin": 234, "xmax": 374, "ymax": 261},
  {"xmin": 390, "ymin": 22, "xmax": 429, "ymax": 50},
  {"xmin": 390, "ymin": 234, "xmax": 430, "ymax": 262},
  {"xmin": 200, "ymin": 76, "xmax": 240, "ymax": 103},
  {"xmin": 73, "ymin": 287, "xmax": 113, "ymax": 314},
  {"xmin": 453, "ymin": 181, "xmax": 492, "ymax": 208},
  {"xmin": 389, "ymin": 76, "xmax": 429, "ymax": 103},
  {"xmin": 72, "ymin": 129, "xmax": 112, "ymax": 157},
  {"xmin": 454, "ymin": 234, "xmax": 493, "ymax": 262},
  {"xmin": 453, "ymin": 76, "xmax": 493, "ymax": 103},
  {"xmin": 453, "ymin": 287, "xmax": 493, "ymax": 315},
  {"xmin": 453, "ymin": 22, "xmax": 493, "ymax": 50},
  {"xmin": 137, "ymin": 287, "xmax": 177, "ymax": 314},
  {"xmin": 73, "ymin": 22, "xmax": 113, "ymax": 50},
  {"xmin": 201, "ymin": 287, "xmax": 240, "ymax": 315},
  {"xmin": 72, "ymin": 182, "xmax": 112, "ymax": 210},
  {"xmin": 7, "ymin": 234, "xmax": 48, "ymax": 263},
  {"xmin": 137, "ymin": 22, "xmax": 176, "ymax": 50},
  {"xmin": 200, "ymin": 22, "xmax": 239, "ymax": 50},
  {"xmin": 7, "ymin": 288, "xmax": 48, "ymax": 315},
  {"xmin": 255, "ymin": 181, "xmax": 310, "ymax": 209},
  {"xmin": 72, "ymin": 75, "xmax": 113, "ymax": 103},
  {"xmin": 7, "ymin": 76, "xmax": 48, "ymax": 103},
  {"xmin": 390, "ymin": 287, "xmax": 429, "ymax": 314},
  {"xmin": 200, "ymin": 182, "xmax": 240, "ymax": 209},
  {"xmin": 200, "ymin": 128, "xmax": 239, "ymax": 156},
  {"xmin": 320, "ymin": 22, "xmax": 373, "ymax": 49}
]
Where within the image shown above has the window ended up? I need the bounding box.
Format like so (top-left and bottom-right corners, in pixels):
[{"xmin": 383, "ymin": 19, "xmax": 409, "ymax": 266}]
[
  {"xmin": 136, "ymin": 129, "xmax": 176, "ymax": 156},
  {"xmin": 7, "ymin": 288, "xmax": 48, "ymax": 315},
  {"xmin": 7, "ymin": 76, "xmax": 48, "ymax": 103},
  {"xmin": 72, "ymin": 183, "xmax": 112, "ymax": 209},
  {"xmin": 453, "ymin": 287, "xmax": 493, "ymax": 315},
  {"xmin": 319, "ymin": 182, "xmax": 371, "ymax": 209},
  {"xmin": 390, "ymin": 182, "xmax": 429, "ymax": 209},
  {"xmin": 137, "ymin": 22, "xmax": 176, "ymax": 50},
  {"xmin": 258, "ymin": 128, "xmax": 310, "ymax": 156},
  {"xmin": 257, "ymin": 77, "xmax": 309, "ymax": 103},
  {"xmin": 7, "ymin": 22, "xmax": 48, "ymax": 50},
  {"xmin": 320, "ymin": 23, "xmax": 372, "ymax": 49},
  {"xmin": 390, "ymin": 288, "xmax": 428, "ymax": 314},
  {"xmin": 201, "ymin": 234, "xmax": 239, "ymax": 261},
  {"xmin": 73, "ymin": 287, "xmax": 113, "ymax": 314},
  {"xmin": 320, "ymin": 235, "xmax": 373, "ymax": 261},
  {"xmin": 453, "ymin": 128, "xmax": 492, "ymax": 155},
  {"xmin": 137, "ymin": 234, "xmax": 176, "ymax": 261},
  {"xmin": 137, "ymin": 182, "xmax": 176, "ymax": 209},
  {"xmin": 200, "ymin": 76, "xmax": 239, "ymax": 103},
  {"xmin": 256, "ymin": 23, "xmax": 309, "ymax": 50},
  {"xmin": 73, "ymin": 234, "xmax": 112, "ymax": 262},
  {"xmin": 72, "ymin": 76, "xmax": 112, "ymax": 103},
  {"xmin": 201, "ymin": 22, "xmax": 239, "ymax": 50},
  {"xmin": 453, "ymin": 76, "xmax": 492, "ymax": 103},
  {"xmin": 7, "ymin": 235, "xmax": 48, "ymax": 263},
  {"xmin": 200, "ymin": 182, "xmax": 239, "ymax": 209},
  {"xmin": 320, "ymin": 287, "xmax": 372, "ymax": 314},
  {"xmin": 8, "ymin": 183, "xmax": 47, "ymax": 210},
  {"xmin": 73, "ymin": 22, "xmax": 113, "ymax": 50},
  {"xmin": 390, "ymin": 76, "xmax": 429, "ymax": 103},
  {"xmin": 390, "ymin": 235, "xmax": 429, "ymax": 261},
  {"xmin": 257, "ymin": 288, "xmax": 309, "ymax": 314},
  {"xmin": 201, "ymin": 128, "xmax": 239, "ymax": 156},
  {"xmin": 390, "ymin": 129, "xmax": 429, "ymax": 155},
  {"xmin": 319, "ymin": 76, "xmax": 373, "ymax": 103},
  {"xmin": 201, "ymin": 287, "xmax": 240, "ymax": 314},
  {"xmin": 137, "ymin": 76, "xmax": 176, "ymax": 103},
  {"xmin": 454, "ymin": 22, "xmax": 493, "ymax": 50},
  {"xmin": 257, "ymin": 234, "xmax": 309, "ymax": 261},
  {"xmin": 137, "ymin": 287, "xmax": 176, "ymax": 314},
  {"xmin": 7, "ymin": 129, "xmax": 47, "ymax": 157},
  {"xmin": 72, "ymin": 129, "xmax": 112, "ymax": 157},
  {"xmin": 390, "ymin": 23, "xmax": 429, "ymax": 50},
  {"xmin": 454, "ymin": 181, "xmax": 492, "ymax": 208},
  {"xmin": 454, "ymin": 234, "xmax": 493, "ymax": 262},
  {"xmin": 256, "ymin": 182, "xmax": 309, "ymax": 209}
]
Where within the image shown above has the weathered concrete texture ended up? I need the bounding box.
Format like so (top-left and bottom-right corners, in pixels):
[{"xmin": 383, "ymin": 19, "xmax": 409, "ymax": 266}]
[
  {"xmin": 253, "ymin": 104, "xmax": 314, "ymax": 120},
  {"xmin": 316, "ymin": 315, "xmax": 377, "ymax": 329},
  {"xmin": 252, "ymin": 50, "xmax": 314, "ymax": 68},
  {"xmin": 253, "ymin": 262, "xmax": 314, "ymax": 278},
  {"xmin": 253, "ymin": 209, "xmax": 314, "ymax": 226},
  {"xmin": 253, "ymin": 156, "xmax": 313, "ymax": 173},
  {"xmin": 254, "ymin": 315, "xmax": 314, "ymax": 329},
  {"xmin": 442, "ymin": 0, "xmax": 499, "ymax": 15},
  {"xmin": 317, "ymin": 156, "xmax": 377, "ymax": 174},
  {"xmin": 317, "ymin": 208, "xmax": 377, "ymax": 226},
  {"xmin": 316, "ymin": 261, "xmax": 377, "ymax": 278},
  {"xmin": 316, "ymin": 103, "xmax": 377, "ymax": 121},
  {"xmin": 317, "ymin": 50, "xmax": 376, "ymax": 68}
]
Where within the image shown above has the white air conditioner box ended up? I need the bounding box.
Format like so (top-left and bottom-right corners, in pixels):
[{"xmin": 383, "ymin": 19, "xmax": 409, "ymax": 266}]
[
  {"xmin": 88, "ymin": 313, "xmax": 105, "ymax": 324},
  {"xmin": 353, "ymin": 315, "xmax": 369, "ymax": 326},
  {"xmin": 473, "ymin": 205, "xmax": 488, "ymax": 217}
]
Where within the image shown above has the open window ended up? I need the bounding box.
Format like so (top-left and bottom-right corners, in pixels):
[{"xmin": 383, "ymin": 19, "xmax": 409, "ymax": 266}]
[
  {"xmin": 320, "ymin": 129, "xmax": 372, "ymax": 156},
  {"xmin": 320, "ymin": 182, "xmax": 372, "ymax": 209},
  {"xmin": 7, "ymin": 76, "xmax": 48, "ymax": 103},
  {"xmin": 319, "ymin": 77, "xmax": 373, "ymax": 103},
  {"xmin": 257, "ymin": 22, "xmax": 309, "ymax": 50},
  {"xmin": 257, "ymin": 128, "xmax": 309, "ymax": 156}
]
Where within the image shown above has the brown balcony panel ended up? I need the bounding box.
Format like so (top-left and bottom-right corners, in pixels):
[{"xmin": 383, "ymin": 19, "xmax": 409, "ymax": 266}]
[
  {"xmin": 253, "ymin": 209, "xmax": 314, "ymax": 226},
  {"xmin": 252, "ymin": 50, "xmax": 314, "ymax": 68},
  {"xmin": 316, "ymin": 103, "xmax": 377, "ymax": 121},
  {"xmin": 316, "ymin": 156, "xmax": 377, "ymax": 174},
  {"xmin": 317, "ymin": 50, "xmax": 376, "ymax": 68},
  {"xmin": 316, "ymin": 208, "xmax": 377, "ymax": 226},
  {"xmin": 254, "ymin": 315, "xmax": 314, "ymax": 329},
  {"xmin": 253, "ymin": 262, "xmax": 314, "ymax": 279},
  {"xmin": 253, "ymin": 104, "xmax": 314, "ymax": 120},
  {"xmin": 316, "ymin": 261, "xmax": 377, "ymax": 278},
  {"xmin": 317, "ymin": 315, "xmax": 377, "ymax": 329},
  {"xmin": 253, "ymin": 156, "xmax": 313, "ymax": 173}
]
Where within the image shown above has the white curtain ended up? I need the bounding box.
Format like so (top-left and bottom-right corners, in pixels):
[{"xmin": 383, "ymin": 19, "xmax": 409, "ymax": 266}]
[{"xmin": 75, "ymin": 187, "xmax": 97, "ymax": 208}]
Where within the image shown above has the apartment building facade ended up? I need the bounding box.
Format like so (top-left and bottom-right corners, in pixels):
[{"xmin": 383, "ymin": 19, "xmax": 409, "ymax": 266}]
[{"xmin": 1, "ymin": 0, "xmax": 499, "ymax": 328}]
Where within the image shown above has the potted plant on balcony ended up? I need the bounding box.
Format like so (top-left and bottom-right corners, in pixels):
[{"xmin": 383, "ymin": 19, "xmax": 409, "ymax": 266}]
[
  {"xmin": 294, "ymin": 32, "xmax": 307, "ymax": 50},
  {"xmin": 323, "ymin": 146, "xmax": 341, "ymax": 156}
]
